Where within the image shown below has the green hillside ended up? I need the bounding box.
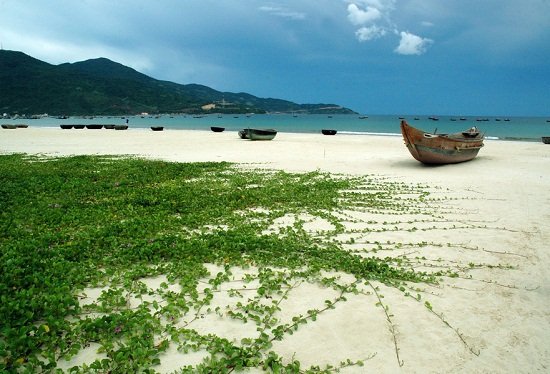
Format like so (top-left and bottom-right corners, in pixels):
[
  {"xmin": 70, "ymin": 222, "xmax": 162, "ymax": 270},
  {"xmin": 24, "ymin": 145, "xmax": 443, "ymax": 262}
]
[{"xmin": 0, "ymin": 50, "xmax": 356, "ymax": 116}]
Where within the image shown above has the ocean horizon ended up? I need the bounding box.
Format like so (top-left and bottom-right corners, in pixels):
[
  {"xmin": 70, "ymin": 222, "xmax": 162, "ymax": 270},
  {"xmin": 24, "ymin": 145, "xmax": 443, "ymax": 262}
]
[{"xmin": 2, "ymin": 114, "xmax": 549, "ymax": 141}]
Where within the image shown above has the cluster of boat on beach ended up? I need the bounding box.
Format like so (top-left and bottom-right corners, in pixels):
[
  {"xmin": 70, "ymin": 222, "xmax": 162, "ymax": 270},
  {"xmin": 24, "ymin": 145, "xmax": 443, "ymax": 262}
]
[
  {"xmin": 58, "ymin": 124, "xmax": 129, "ymax": 130},
  {"xmin": 2, "ymin": 118, "xmax": 549, "ymax": 165},
  {"xmin": 1, "ymin": 124, "xmax": 28, "ymax": 129}
]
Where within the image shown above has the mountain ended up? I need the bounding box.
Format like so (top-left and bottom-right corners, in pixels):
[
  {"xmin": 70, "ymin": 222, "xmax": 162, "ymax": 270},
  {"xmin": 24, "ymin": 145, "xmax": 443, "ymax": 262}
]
[{"xmin": 0, "ymin": 50, "xmax": 356, "ymax": 116}]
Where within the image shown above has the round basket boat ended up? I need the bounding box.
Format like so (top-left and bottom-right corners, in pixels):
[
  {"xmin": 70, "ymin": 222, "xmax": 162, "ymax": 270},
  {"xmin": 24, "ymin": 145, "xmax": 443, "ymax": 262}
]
[{"xmin": 86, "ymin": 124, "xmax": 103, "ymax": 129}]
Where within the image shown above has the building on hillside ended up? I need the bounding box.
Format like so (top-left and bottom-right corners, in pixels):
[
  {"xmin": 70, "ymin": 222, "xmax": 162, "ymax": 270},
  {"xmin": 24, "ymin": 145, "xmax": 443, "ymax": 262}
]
[{"xmin": 201, "ymin": 103, "xmax": 216, "ymax": 111}]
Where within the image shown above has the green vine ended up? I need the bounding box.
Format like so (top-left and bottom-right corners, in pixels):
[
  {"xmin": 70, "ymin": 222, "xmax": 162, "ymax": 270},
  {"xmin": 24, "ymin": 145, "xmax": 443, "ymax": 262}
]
[{"xmin": 0, "ymin": 154, "xmax": 518, "ymax": 372}]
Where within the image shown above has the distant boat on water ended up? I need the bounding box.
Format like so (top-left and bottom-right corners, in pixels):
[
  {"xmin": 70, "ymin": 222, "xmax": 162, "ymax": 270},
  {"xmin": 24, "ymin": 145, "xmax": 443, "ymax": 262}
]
[{"xmin": 400, "ymin": 120, "xmax": 484, "ymax": 164}]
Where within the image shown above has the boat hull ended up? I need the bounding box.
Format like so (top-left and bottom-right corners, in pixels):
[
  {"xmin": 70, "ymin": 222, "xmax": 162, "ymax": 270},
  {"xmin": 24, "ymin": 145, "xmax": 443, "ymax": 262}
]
[
  {"xmin": 238, "ymin": 129, "xmax": 249, "ymax": 139},
  {"xmin": 400, "ymin": 120, "xmax": 483, "ymax": 164},
  {"xmin": 86, "ymin": 124, "xmax": 103, "ymax": 129},
  {"xmin": 542, "ymin": 137, "xmax": 550, "ymax": 144},
  {"xmin": 241, "ymin": 128, "xmax": 277, "ymax": 140}
]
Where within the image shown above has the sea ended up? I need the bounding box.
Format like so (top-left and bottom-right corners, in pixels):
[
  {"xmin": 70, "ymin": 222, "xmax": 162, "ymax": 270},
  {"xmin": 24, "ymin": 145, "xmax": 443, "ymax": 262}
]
[{"xmin": 2, "ymin": 114, "xmax": 549, "ymax": 141}]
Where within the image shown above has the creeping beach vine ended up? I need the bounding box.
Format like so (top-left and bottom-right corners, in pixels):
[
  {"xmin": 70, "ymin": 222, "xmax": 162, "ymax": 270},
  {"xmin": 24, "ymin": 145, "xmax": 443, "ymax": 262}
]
[{"xmin": 0, "ymin": 154, "xmax": 518, "ymax": 372}]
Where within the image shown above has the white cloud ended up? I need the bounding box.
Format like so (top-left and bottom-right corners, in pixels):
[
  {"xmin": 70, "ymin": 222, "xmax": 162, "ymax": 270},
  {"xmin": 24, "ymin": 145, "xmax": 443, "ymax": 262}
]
[
  {"xmin": 356, "ymin": 25, "xmax": 386, "ymax": 41},
  {"xmin": 259, "ymin": 6, "xmax": 306, "ymax": 20},
  {"xmin": 394, "ymin": 31, "xmax": 433, "ymax": 55},
  {"xmin": 349, "ymin": 0, "xmax": 395, "ymax": 11},
  {"xmin": 345, "ymin": 1, "xmax": 434, "ymax": 55},
  {"xmin": 347, "ymin": 4, "xmax": 382, "ymax": 25}
]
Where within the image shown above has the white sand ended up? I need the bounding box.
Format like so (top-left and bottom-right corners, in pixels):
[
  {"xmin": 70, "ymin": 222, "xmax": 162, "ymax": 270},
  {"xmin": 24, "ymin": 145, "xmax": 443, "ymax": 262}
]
[{"xmin": 2, "ymin": 127, "xmax": 550, "ymax": 372}]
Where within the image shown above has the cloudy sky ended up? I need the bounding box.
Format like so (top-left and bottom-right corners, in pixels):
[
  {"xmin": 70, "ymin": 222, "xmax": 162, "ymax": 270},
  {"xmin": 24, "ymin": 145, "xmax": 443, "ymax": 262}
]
[{"xmin": 1, "ymin": 0, "xmax": 549, "ymax": 116}]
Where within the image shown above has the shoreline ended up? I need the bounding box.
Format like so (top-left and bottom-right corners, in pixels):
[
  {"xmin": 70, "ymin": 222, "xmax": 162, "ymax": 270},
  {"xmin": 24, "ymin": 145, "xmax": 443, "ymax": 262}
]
[
  {"xmin": 0, "ymin": 124, "xmax": 545, "ymax": 142},
  {"xmin": 2, "ymin": 112, "xmax": 549, "ymax": 142},
  {"xmin": 1, "ymin": 127, "xmax": 549, "ymax": 372}
]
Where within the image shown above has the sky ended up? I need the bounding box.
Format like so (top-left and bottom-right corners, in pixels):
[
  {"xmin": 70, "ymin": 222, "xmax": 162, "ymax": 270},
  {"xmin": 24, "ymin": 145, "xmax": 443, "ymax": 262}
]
[{"xmin": 1, "ymin": 0, "xmax": 549, "ymax": 116}]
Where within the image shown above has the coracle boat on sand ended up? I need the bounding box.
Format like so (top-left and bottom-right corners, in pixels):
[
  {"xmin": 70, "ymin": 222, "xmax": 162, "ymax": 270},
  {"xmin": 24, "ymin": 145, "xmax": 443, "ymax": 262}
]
[
  {"xmin": 86, "ymin": 124, "xmax": 103, "ymax": 129},
  {"xmin": 400, "ymin": 120, "xmax": 484, "ymax": 164},
  {"xmin": 542, "ymin": 137, "xmax": 550, "ymax": 144},
  {"xmin": 321, "ymin": 129, "xmax": 337, "ymax": 135},
  {"xmin": 210, "ymin": 126, "xmax": 225, "ymax": 132},
  {"xmin": 239, "ymin": 128, "xmax": 277, "ymax": 141}
]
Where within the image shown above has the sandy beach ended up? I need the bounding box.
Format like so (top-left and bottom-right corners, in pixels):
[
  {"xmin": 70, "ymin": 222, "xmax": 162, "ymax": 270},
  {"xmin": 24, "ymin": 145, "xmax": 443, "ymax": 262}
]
[{"xmin": 1, "ymin": 127, "xmax": 549, "ymax": 373}]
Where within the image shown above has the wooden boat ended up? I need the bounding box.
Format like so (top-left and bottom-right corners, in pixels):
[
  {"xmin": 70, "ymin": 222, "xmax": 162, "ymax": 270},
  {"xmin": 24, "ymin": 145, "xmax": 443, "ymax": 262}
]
[
  {"xmin": 114, "ymin": 125, "xmax": 128, "ymax": 130},
  {"xmin": 1, "ymin": 124, "xmax": 17, "ymax": 129},
  {"xmin": 241, "ymin": 128, "xmax": 277, "ymax": 141},
  {"xmin": 210, "ymin": 126, "xmax": 225, "ymax": 132},
  {"xmin": 321, "ymin": 129, "xmax": 337, "ymax": 135},
  {"xmin": 73, "ymin": 125, "xmax": 85, "ymax": 129},
  {"xmin": 542, "ymin": 137, "xmax": 550, "ymax": 144},
  {"xmin": 400, "ymin": 120, "xmax": 484, "ymax": 164},
  {"xmin": 60, "ymin": 124, "xmax": 73, "ymax": 129},
  {"xmin": 15, "ymin": 124, "xmax": 28, "ymax": 128},
  {"xmin": 86, "ymin": 124, "xmax": 103, "ymax": 129},
  {"xmin": 150, "ymin": 126, "xmax": 164, "ymax": 131},
  {"xmin": 104, "ymin": 124, "xmax": 115, "ymax": 129}
]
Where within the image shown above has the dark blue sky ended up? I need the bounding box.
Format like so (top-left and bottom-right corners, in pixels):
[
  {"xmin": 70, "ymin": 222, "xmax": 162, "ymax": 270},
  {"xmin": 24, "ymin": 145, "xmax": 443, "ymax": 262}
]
[{"xmin": 1, "ymin": 0, "xmax": 549, "ymax": 116}]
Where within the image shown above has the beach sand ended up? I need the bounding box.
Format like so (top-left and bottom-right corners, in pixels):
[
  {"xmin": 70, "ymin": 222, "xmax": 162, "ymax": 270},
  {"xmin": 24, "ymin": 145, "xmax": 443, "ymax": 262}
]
[{"xmin": 1, "ymin": 127, "xmax": 549, "ymax": 372}]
